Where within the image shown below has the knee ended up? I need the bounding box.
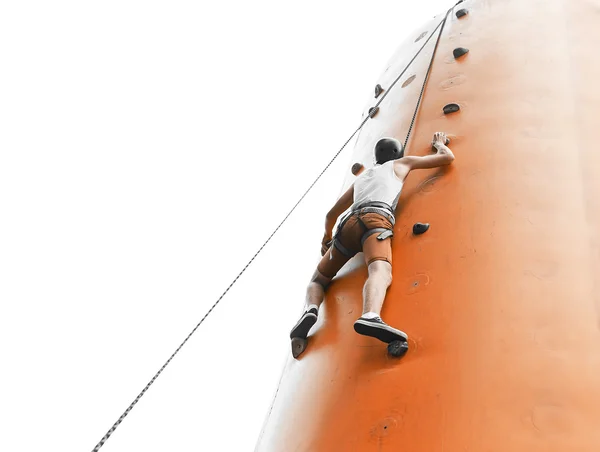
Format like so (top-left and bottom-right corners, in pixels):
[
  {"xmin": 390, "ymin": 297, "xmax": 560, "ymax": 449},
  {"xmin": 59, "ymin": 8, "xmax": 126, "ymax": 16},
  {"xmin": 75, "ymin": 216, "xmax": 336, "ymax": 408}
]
[
  {"xmin": 309, "ymin": 270, "xmax": 332, "ymax": 290},
  {"xmin": 381, "ymin": 269, "xmax": 393, "ymax": 287},
  {"xmin": 307, "ymin": 280, "xmax": 326, "ymax": 292}
]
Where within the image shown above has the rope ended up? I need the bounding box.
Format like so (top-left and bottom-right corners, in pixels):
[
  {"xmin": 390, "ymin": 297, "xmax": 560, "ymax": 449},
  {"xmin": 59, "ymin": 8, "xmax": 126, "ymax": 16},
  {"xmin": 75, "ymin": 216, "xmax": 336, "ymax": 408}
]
[
  {"xmin": 403, "ymin": 8, "xmax": 451, "ymax": 150},
  {"xmin": 91, "ymin": 13, "xmax": 449, "ymax": 452},
  {"xmin": 369, "ymin": 13, "xmax": 447, "ymax": 116}
]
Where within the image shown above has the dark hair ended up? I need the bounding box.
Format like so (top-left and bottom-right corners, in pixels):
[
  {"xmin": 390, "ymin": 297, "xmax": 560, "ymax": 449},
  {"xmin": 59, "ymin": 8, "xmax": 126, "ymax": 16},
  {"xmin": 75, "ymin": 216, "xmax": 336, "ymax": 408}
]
[{"xmin": 374, "ymin": 137, "xmax": 404, "ymax": 164}]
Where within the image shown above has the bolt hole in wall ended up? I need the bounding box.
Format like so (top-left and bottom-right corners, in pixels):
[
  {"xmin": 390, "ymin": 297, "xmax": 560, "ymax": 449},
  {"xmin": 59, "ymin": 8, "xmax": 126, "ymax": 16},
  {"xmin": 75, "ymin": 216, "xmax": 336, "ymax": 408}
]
[
  {"xmin": 402, "ymin": 75, "xmax": 416, "ymax": 88},
  {"xmin": 414, "ymin": 31, "xmax": 427, "ymax": 42}
]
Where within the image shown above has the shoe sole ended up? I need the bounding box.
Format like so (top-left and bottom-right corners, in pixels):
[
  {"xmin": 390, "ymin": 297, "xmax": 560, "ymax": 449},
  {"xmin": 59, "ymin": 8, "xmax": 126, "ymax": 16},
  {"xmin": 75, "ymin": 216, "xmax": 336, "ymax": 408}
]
[
  {"xmin": 353, "ymin": 319, "xmax": 408, "ymax": 343},
  {"xmin": 290, "ymin": 313, "xmax": 317, "ymax": 339}
]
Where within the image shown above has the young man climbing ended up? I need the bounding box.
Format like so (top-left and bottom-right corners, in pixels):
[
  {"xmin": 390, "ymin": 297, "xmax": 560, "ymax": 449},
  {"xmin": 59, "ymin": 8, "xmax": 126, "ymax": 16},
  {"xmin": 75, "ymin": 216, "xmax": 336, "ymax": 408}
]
[{"xmin": 290, "ymin": 132, "xmax": 455, "ymax": 356}]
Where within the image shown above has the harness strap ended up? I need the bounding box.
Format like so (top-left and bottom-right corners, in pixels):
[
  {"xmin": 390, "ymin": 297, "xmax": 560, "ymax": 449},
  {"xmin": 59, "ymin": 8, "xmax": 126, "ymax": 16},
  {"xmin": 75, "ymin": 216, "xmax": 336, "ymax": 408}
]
[
  {"xmin": 376, "ymin": 229, "xmax": 394, "ymax": 241},
  {"xmin": 357, "ymin": 207, "xmax": 395, "ymax": 226},
  {"xmin": 355, "ymin": 201, "xmax": 393, "ymax": 211},
  {"xmin": 330, "ymin": 201, "xmax": 396, "ymax": 259},
  {"xmin": 330, "ymin": 212, "xmax": 357, "ymax": 259},
  {"xmin": 332, "ymin": 238, "xmax": 357, "ymax": 258},
  {"xmin": 353, "ymin": 201, "xmax": 395, "ymax": 226},
  {"xmin": 360, "ymin": 227, "xmax": 394, "ymax": 246}
]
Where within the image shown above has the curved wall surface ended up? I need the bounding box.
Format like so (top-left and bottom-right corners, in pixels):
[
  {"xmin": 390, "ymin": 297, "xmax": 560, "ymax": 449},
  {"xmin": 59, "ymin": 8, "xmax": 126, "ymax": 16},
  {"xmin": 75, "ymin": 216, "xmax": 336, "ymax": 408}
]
[{"xmin": 256, "ymin": 0, "xmax": 600, "ymax": 450}]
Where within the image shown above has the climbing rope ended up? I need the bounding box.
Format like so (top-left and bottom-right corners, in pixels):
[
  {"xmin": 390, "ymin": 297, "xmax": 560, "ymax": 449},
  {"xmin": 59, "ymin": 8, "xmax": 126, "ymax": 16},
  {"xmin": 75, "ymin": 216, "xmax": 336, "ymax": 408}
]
[
  {"xmin": 368, "ymin": 13, "xmax": 448, "ymax": 119},
  {"xmin": 404, "ymin": 8, "xmax": 451, "ymax": 150},
  {"xmin": 91, "ymin": 12, "xmax": 449, "ymax": 452}
]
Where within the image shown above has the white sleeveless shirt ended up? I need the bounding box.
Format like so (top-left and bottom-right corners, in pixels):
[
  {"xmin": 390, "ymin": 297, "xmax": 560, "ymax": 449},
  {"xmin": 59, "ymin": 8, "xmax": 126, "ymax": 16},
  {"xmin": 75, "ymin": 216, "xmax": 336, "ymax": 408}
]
[{"xmin": 352, "ymin": 161, "xmax": 404, "ymax": 211}]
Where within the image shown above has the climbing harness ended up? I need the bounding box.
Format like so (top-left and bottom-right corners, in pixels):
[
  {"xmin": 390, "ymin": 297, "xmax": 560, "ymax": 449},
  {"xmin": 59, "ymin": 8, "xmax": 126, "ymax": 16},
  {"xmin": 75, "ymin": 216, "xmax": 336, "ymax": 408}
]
[
  {"xmin": 92, "ymin": 10, "xmax": 451, "ymax": 452},
  {"xmin": 329, "ymin": 201, "xmax": 396, "ymax": 259}
]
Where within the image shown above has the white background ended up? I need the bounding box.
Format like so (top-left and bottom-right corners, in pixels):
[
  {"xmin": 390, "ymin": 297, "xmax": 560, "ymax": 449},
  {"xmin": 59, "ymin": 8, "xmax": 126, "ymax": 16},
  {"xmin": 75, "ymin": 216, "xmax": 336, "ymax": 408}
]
[{"xmin": 0, "ymin": 1, "xmax": 449, "ymax": 450}]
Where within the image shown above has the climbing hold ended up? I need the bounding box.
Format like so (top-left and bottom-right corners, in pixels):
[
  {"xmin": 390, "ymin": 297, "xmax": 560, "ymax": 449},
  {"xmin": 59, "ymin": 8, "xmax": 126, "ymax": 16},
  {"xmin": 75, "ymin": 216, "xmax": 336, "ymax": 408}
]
[
  {"xmin": 453, "ymin": 47, "xmax": 469, "ymax": 58},
  {"xmin": 291, "ymin": 337, "xmax": 308, "ymax": 359},
  {"xmin": 388, "ymin": 340, "xmax": 409, "ymax": 358},
  {"xmin": 351, "ymin": 163, "xmax": 365, "ymax": 176},
  {"xmin": 456, "ymin": 8, "xmax": 468, "ymax": 18},
  {"xmin": 443, "ymin": 103, "xmax": 460, "ymax": 114},
  {"xmin": 413, "ymin": 223, "xmax": 430, "ymax": 235},
  {"xmin": 374, "ymin": 84, "xmax": 384, "ymax": 98},
  {"xmin": 368, "ymin": 107, "xmax": 379, "ymax": 118}
]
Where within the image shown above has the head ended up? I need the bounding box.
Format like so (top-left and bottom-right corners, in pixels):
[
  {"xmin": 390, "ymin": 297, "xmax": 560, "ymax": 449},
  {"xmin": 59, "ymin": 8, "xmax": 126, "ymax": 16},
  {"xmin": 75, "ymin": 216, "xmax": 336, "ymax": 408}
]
[{"xmin": 374, "ymin": 137, "xmax": 404, "ymax": 165}]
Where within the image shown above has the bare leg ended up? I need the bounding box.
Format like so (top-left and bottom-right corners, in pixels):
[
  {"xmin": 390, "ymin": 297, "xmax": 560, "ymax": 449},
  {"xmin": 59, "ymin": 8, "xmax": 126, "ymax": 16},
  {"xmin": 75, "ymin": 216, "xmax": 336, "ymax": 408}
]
[
  {"xmin": 302, "ymin": 244, "xmax": 345, "ymax": 311},
  {"xmin": 290, "ymin": 269, "xmax": 331, "ymax": 342},
  {"xmin": 304, "ymin": 269, "xmax": 331, "ymax": 310},
  {"xmin": 354, "ymin": 260, "xmax": 406, "ymax": 343},
  {"xmin": 290, "ymin": 246, "xmax": 348, "ymax": 349},
  {"xmin": 362, "ymin": 260, "xmax": 392, "ymax": 315}
]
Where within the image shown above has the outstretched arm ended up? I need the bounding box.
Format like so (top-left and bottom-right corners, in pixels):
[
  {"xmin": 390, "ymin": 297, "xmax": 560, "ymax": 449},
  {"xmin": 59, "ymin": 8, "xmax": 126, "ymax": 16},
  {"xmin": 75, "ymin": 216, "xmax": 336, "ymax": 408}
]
[
  {"xmin": 321, "ymin": 184, "xmax": 354, "ymax": 255},
  {"xmin": 394, "ymin": 132, "xmax": 455, "ymax": 177}
]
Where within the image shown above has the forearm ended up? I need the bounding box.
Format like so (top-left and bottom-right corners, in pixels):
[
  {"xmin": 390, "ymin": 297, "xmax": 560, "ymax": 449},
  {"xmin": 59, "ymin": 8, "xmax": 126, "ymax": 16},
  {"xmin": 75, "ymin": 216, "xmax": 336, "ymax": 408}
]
[
  {"xmin": 323, "ymin": 185, "xmax": 354, "ymax": 237},
  {"xmin": 433, "ymin": 142, "xmax": 455, "ymax": 162},
  {"xmin": 324, "ymin": 212, "xmax": 337, "ymax": 237}
]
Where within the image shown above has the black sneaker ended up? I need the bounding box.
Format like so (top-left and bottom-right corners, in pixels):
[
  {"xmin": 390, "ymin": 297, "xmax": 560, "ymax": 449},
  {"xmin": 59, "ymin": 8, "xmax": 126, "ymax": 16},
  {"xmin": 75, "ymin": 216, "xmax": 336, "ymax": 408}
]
[
  {"xmin": 290, "ymin": 307, "xmax": 318, "ymax": 339},
  {"xmin": 353, "ymin": 316, "xmax": 408, "ymax": 343}
]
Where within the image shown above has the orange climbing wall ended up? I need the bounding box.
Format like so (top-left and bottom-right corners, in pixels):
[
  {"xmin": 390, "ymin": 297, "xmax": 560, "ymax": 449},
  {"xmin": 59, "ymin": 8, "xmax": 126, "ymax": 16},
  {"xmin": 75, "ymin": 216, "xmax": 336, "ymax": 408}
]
[{"xmin": 256, "ymin": 0, "xmax": 600, "ymax": 450}]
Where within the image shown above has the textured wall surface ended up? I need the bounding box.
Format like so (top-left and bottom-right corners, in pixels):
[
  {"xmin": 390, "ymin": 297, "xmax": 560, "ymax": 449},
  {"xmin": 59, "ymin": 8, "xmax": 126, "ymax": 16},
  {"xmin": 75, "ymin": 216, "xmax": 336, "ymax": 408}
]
[{"xmin": 256, "ymin": 0, "xmax": 600, "ymax": 450}]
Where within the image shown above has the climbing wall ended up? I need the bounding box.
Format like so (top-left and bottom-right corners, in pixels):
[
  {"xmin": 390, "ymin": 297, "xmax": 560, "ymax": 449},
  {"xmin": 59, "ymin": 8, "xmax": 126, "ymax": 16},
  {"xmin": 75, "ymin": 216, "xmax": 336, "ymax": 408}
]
[{"xmin": 256, "ymin": 0, "xmax": 600, "ymax": 450}]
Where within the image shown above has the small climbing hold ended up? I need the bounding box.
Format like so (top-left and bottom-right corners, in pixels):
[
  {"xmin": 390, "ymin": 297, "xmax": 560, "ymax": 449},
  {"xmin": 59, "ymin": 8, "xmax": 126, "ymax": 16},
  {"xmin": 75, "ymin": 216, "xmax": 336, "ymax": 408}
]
[
  {"xmin": 351, "ymin": 163, "xmax": 365, "ymax": 176},
  {"xmin": 374, "ymin": 84, "xmax": 384, "ymax": 98},
  {"xmin": 453, "ymin": 47, "xmax": 469, "ymax": 58},
  {"xmin": 368, "ymin": 107, "xmax": 379, "ymax": 118},
  {"xmin": 388, "ymin": 340, "xmax": 409, "ymax": 358},
  {"xmin": 413, "ymin": 223, "xmax": 430, "ymax": 235},
  {"xmin": 443, "ymin": 103, "xmax": 460, "ymax": 114},
  {"xmin": 456, "ymin": 8, "xmax": 468, "ymax": 18},
  {"xmin": 291, "ymin": 337, "xmax": 308, "ymax": 359}
]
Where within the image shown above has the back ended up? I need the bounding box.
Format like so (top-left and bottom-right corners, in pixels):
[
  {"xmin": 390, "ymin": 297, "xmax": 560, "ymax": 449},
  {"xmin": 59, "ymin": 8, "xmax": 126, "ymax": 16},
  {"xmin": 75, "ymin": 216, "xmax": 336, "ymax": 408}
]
[{"xmin": 352, "ymin": 161, "xmax": 404, "ymax": 211}]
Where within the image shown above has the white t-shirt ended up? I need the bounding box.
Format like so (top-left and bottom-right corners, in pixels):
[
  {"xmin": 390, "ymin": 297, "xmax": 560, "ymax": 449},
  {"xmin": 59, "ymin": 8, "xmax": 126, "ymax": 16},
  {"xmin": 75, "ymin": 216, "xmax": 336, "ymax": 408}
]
[{"xmin": 352, "ymin": 161, "xmax": 404, "ymax": 211}]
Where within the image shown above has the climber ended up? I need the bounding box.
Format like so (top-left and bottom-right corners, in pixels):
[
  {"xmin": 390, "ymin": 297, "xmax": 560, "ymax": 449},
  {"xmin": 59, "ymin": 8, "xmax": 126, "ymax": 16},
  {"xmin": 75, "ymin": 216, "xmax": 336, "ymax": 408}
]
[{"xmin": 290, "ymin": 132, "xmax": 455, "ymax": 353}]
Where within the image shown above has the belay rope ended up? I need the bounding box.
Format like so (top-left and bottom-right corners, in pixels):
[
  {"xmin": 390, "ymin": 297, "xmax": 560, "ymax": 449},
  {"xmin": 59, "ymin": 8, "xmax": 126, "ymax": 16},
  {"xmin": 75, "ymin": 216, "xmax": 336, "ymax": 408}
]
[
  {"xmin": 92, "ymin": 9, "xmax": 450, "ymax": 452},
  {"xmin": 404, "ymin": 9, "xmax": 450, "ymax": 150}
]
